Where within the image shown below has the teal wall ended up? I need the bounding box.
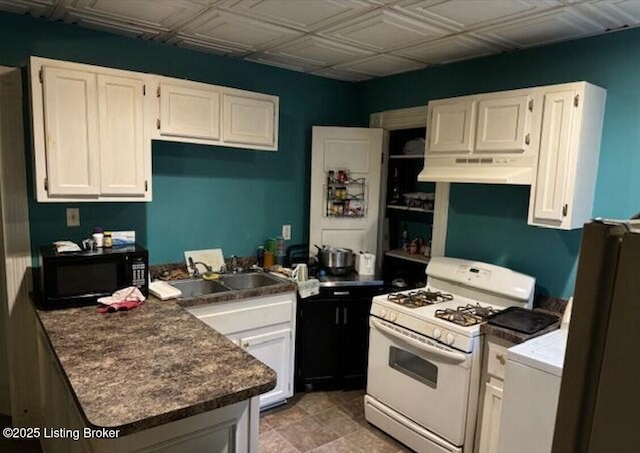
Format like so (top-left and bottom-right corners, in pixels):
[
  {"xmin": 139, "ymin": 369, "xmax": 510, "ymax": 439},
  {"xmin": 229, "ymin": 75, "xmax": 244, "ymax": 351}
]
[
  {"xmin": 0, "ymin": 12, "xmax": 358, "ymax": 264},
  {"xmin": 358, "ymin": 28, "xmax": 640, "ymax": 297},
  {"xmin": 1, "ymin": 10, "xmax": 639, "ymax": 297}
]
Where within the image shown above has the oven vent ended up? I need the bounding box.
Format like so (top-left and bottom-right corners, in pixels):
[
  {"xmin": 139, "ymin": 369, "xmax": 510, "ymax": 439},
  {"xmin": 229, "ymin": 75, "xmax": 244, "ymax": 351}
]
[{"xmin": 454, "ymin": 158, "xmax": 495, "ymax": 164}]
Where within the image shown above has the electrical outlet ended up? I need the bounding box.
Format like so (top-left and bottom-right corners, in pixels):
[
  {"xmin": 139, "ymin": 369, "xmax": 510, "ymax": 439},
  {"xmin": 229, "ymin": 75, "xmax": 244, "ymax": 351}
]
[
  {"xmin": 282, "ymin": 224, "xmax": 291, "ymax": 241},
  {"xmin": 66, "ymin": 208, "xmax": 80, "ymax": 227}
]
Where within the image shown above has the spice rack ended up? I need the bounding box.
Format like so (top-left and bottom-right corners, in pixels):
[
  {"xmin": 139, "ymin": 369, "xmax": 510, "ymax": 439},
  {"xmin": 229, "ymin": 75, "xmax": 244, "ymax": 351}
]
[{"xmin": 324, "ymin": 169, "xmax": 366, "ymax": 218}]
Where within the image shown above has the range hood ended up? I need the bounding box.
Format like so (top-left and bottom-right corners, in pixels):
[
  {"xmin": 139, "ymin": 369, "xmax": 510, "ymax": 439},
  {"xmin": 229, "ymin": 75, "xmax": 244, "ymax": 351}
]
[{"xmin": 418, "ymin": 156, "xmax": 536, "ymax": 185}]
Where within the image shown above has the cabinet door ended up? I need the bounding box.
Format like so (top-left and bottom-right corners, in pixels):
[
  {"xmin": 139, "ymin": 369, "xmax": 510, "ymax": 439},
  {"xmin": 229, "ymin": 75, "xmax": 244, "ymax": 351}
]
[
  {"xmin": 475, "ymin": 94, "xmax": 532, "ymax": 153},
  {"xmin": 222, "ymin": 92, "xmax": 277, "ymax": 148},
  {"xmin": 341, "ymin": 297, "xmax": 373, "ymax": 389},
  {"xmin": 240, "ymin": 328, "xmax": 292, "ymax": 408},
  {"xmin": 427, "ymin": 99, "xmax": 475, "ymax": 154},
  {"xmin": 532, "ymin": 90, "xmax": 575, "ymax": 224},
  {"xmin": 297, "ymin": 298, "xmax": 341, "ymax": 391},
  {"xmin": 42, "ymin": 66, "xmax": 100, "ymax": 196},
  {"xmin": 478, "ymin": 382, "xmax": 504, "ymax": 453},
  {"xmin": 309, "ymin": 127, "xmax": 383, "ymax": 255},
  {"xmin": 97, "ymin": 74, "xmax": 146, "ymax": 196},
  {"xmin": 159, "ymin": 82, "xmax": 220, "ymax": 140}
]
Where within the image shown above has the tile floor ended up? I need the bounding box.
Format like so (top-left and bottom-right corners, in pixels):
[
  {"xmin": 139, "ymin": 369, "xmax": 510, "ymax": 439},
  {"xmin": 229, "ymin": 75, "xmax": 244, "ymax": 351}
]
[{"xmin": 259, "ymin": 390, "xmax": 413, "ymax": 453}]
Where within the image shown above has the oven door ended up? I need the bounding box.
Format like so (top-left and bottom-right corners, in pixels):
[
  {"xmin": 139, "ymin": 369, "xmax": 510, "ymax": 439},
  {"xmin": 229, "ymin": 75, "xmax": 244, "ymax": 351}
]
[{"xmin": 367, "ymin": 316, "xmax": 472, "ymax": 446}]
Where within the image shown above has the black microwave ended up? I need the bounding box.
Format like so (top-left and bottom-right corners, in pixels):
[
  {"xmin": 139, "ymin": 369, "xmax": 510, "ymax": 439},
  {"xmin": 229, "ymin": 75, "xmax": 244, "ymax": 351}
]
[{"xmin": 38, "ymin": 245, "xmax": 149, "ymax": 309}]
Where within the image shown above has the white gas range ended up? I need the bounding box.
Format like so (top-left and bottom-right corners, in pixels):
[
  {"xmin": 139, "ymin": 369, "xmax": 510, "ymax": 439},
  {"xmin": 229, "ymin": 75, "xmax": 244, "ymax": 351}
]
[{"xmin": 365, "ymin": 257, "xmax": 535, "ymax": 453}]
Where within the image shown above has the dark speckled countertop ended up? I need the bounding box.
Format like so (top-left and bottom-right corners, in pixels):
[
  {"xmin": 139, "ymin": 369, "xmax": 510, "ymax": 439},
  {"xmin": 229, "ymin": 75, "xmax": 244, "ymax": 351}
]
[{"xmin": 35, "ymin": 289, "xmax": 287, "ymax": 435}]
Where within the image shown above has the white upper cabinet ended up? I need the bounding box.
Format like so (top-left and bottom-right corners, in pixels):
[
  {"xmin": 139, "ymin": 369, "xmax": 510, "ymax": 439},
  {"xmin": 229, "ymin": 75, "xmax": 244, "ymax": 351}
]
[
  {"xmin": 98, "ymin": 74, "xmax": 146, "ymax": 196},
  {"xmin": 30, "ymin": 57, "xmax": 153, "ymax": 202},
  {"xmin": 41, "ymin": 66, "xmax": 100, "ymax": 196},
  {"xmin": 427, "ymin": 91, "xmax": 536, "ymax": 157},
  {"xmin": 155, "ymin": 78, "xmax": 279, "ymax": 151},
  {"xmin": 158, "ymin": 81, "xmax": 220, "ymax": 141},
  {"xmin": 428, "ymin": 98, "xmax": 475, "ymax": 154},
  {"xmin": 475, "ymin": 93, "xmax": 533, "ymax": 154},
  {"xmin": 528, "ymin": 82, "xmax": 607, "ymax": 229},
  {"xmin": 222, "ymin": 92, "xmax": 277, "ymax": 149}
]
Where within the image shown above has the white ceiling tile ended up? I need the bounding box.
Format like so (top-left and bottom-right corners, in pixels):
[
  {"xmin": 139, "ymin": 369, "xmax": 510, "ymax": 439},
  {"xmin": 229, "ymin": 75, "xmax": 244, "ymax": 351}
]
[
  {"xmin": 179, "ymin": 10, "xmax": 303, "ymax": 53},
  {"xmin": 573, "ymin": 0, "xmax": 640, "ymax": 30},
  {"xmin": 175, "ymin": 35, "xmax": 249, "ymax": 56},
  {"xmin": 0, "ymin": 0, "xmax": 55, "ymax": 16},
  {"xmin": 310, "ymin": 67, "xmax": 372, "ymax": 81},
  {"xmin": 322, "ymin": 10, "xmax": 447, "ymax": 51},
  {"xmin": 246, "ymin": 51, "xmax": 322, "ymax": 72},
  {"xmin": 58, "ymin": 0, "xmax": 209, "ymax": 38},
  {"xmin": 476, "ymin": 9, "xmax": 605, "ymax": 48},
  {"xmin": 396, "ymin": 35, "xmax": 502, "ymax": 64},
  {"xmin": 218, "ymin": 0, "xmax": 374, "ymax": 32},
  {"xmin": 269, "ymin": 36, "xmax": 374, "ymax": 66},
  {"xmin": 398, "ymin": 0, "xmax": 558, "ymax": 31},
  {"xmin": 335, "ymin": 54, "xmax": 426, "ymax": 77},
  {"xmin": 0, "ymin": 0, "xmax": 635, "ymax": 81}
]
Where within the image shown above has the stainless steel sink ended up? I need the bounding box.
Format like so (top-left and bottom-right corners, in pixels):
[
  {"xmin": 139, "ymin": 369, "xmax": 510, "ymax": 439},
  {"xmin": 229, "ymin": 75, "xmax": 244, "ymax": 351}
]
[
  {"xmin": 170, "ymin": 278, "xmax": 230, "ymax": 298},
  {"xmin": 221, "ymin": 272, "xmax": 283, "ymax": 290}
]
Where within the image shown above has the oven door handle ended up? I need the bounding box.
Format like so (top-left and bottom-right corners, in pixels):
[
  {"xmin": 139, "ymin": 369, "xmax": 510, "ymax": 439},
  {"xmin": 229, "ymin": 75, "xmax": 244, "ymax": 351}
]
[{"xmin": 370, "ymin": 318, "xmax": 467, "ymax": 363}]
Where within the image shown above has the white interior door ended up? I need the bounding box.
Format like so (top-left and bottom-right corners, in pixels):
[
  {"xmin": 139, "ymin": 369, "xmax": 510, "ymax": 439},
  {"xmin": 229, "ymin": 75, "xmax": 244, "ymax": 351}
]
[{"xmin": 310, "ymin": 126, "xmax": 383, "ymax": 256}]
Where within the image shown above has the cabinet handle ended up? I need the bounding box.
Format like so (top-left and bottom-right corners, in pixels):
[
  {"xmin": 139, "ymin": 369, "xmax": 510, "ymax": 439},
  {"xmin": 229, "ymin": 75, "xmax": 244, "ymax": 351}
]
[
  {"xmin": 344, "ymin": 307, "xmax": 348, "ymax": 324},
  {"xmin": 243, "ymin": 342, "xmax": 250, "ymax": 349},
  {"xmin": 335, "ymin": 307, "xmax": 340, "ymax": 325},
  {"xmin": 525, "ymin": 133, "xmax": 530, "ymax": 145},
  {"xmin": 333, "ymin": 291, "xmax": 350, "ymax": 296},
  {"xmin": 496, "ymin": 353, "xmax": 506, "ymax": 365}
]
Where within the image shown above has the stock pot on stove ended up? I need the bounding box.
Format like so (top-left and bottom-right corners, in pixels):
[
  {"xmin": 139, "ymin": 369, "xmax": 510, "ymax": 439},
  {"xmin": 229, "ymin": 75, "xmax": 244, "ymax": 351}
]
[{"xmin": 315, "ymin": 245, "xmax": 355, "ymax": 275}]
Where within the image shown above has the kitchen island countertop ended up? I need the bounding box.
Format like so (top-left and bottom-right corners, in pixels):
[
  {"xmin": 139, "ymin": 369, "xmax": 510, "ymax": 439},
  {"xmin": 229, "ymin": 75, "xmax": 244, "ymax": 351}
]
[{"xmin": 35, "ymin": 295, "xmax": 278, "ymax": 435}]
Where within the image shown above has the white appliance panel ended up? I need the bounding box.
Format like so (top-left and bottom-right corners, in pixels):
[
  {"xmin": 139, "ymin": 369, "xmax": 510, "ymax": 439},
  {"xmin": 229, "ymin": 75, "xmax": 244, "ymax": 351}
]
[{"xmin": 367, "ymin": 318, "xmax": 472, "ymax": 446}]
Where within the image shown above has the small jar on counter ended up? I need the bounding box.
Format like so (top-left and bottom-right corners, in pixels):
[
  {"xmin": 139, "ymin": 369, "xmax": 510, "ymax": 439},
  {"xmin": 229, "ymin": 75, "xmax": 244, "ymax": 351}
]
[
  {"xmin": 103, "ymin": 231, "xmax": 113, "ymax": 248},
  {"xmin": 92, "ymin": 227, "xmax": 104, "ymax": 248}
]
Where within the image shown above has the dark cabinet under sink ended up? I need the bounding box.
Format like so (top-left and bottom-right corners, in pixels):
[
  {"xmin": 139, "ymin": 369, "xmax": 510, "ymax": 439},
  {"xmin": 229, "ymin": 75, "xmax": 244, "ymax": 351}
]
[{"xmin": 295, "ymin": 285, "xmax": 383, "ymax": 392}]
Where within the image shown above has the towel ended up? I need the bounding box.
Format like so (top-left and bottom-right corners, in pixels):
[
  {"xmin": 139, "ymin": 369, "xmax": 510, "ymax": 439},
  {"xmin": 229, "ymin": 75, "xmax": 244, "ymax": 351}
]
[{"xmin": 97, "ymin": 287, "xmax": 146, "ymax": 305}]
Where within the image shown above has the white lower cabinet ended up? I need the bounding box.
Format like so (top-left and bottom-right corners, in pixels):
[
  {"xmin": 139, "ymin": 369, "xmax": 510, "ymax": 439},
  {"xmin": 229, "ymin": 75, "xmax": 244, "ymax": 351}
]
[
  {"xmin": 187, "ymin": 291, "xmax": 296, "ymax": 409},
  {"xmin": 475, "ymin": 337, "xmax": 511, "ymax": 453},
  {"xmin": 237, "ymin": 328, "xmax": 292, "ymax": 408}
]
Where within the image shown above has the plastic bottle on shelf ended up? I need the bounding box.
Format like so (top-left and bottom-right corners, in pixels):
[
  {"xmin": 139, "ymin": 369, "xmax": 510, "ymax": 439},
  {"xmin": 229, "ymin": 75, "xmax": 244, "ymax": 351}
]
[
  {"xmin": 276, "ymin": 236, "xmax": 285, "ymax": 265},
  {"xmin": 400, "ymin": 230, "xmax": 408, "ymax": 251}
]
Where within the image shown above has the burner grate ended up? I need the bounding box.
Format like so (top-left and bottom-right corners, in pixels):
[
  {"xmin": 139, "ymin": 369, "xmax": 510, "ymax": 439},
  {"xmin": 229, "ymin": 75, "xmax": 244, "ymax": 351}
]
[
  {"xmin": 435, "ymin": 303, "xmax": 501, "ymax": 327},
  {"xmin": 387, "ymin": 289, "xmax": 453, "ymax": 308}
]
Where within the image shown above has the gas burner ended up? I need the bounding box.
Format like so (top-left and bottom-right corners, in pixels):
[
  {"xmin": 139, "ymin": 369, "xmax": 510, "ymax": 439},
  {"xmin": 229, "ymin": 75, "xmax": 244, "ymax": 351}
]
[
  {"xmin": 434, "ymin": 303, "xmax": 501, "ymax": 327},
  {"xmin": 387, "ymin": 289, "xmax": 453, "ymax": 308}
]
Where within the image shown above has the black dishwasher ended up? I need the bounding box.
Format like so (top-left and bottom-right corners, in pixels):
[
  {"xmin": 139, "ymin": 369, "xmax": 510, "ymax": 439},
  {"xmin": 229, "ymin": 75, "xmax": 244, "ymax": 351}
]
[{"xmin": 295, "ymin": 281, "xmax": 384, "ymax": 392}]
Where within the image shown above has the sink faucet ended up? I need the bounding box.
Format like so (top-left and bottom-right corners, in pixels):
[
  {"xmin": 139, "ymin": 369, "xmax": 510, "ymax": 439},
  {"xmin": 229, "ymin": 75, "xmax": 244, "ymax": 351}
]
[
  {"xmin": 230, "ymin": 255, "xmax": 239, "ymax": 274},
  {"xmin": 188, "ymin": 257, "xmax": 212, "ymax": 278}
]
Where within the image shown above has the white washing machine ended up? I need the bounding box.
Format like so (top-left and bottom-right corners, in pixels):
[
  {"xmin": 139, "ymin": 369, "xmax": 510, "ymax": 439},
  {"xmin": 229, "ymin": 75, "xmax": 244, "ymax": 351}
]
[{"xmin": 498, "ymin": 328, "xmax": 568, "ymax": 453}]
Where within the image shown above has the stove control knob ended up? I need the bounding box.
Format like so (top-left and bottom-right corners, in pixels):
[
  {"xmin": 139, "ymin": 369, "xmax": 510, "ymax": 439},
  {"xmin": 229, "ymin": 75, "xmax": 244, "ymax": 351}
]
[
  {"xmin": 380, "ymin": 309, "xmax": 387, "ymax": 318},
  {"xmin": 433, "ymin": 328, "xmax": 442, "ymax": 339},
  {"xmin": 389, "ymin": 312, "xmax": 397, "ymax": 322},
  {"xmin": 445, "ymin": 333, "xmax": 456, "ymax": 345}
]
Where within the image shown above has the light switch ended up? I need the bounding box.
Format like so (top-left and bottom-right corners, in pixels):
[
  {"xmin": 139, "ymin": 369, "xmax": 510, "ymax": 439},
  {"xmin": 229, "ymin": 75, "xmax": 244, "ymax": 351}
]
[
  {"xmin": 282, "ymin": 224, "xmax": 291, "ymax": 240},
  {"xmin": 66, "ymin": 208, "xmax": 80, "ymax": 227}
]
